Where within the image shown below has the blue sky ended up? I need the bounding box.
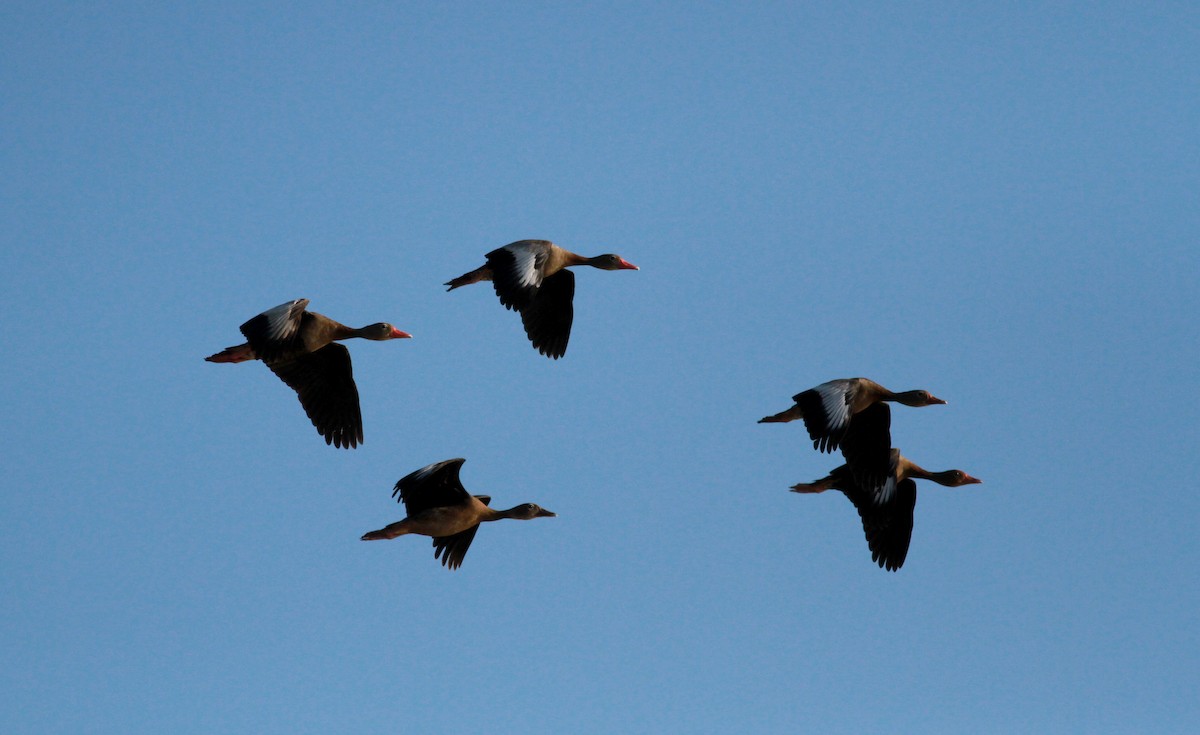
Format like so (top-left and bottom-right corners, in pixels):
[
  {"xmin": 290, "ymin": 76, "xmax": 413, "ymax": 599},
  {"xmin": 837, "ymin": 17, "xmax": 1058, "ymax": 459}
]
[{"xmin": 2, "ymin": 2, "xmax": 1198, "ymax": 733}]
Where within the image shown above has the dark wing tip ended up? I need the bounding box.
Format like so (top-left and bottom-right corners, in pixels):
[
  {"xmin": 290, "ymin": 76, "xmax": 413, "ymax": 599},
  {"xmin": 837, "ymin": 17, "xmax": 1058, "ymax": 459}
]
[
  {"xmin": 266, "ymin": 344, "xmax": 363, "ymax": 452},
  {"xmin": 521, "ymin": 270, "xmax": 574, "ymax": 359},
  {"xmin": 433, "ymin": 525, "xmax": 479, "ymax": 570},
  {"xmin": 397, "ymin": 458, "xmax": 470, "ymax": 513}
]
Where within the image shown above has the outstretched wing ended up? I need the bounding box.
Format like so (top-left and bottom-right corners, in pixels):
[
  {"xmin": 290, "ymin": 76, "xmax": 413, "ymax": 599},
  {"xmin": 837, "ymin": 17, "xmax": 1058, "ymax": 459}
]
[
  {"xmin": 794, "ymin": 379, "xmax": 856, "ymax": 453},
  {"xmin": 839, "ymin": 402, "xmax": 893, "ymax": 501},
  {"xmin": 240, "ymin": 299, "xmax": 310, "ymax": 364},
  {"xmin": 520, "ymin": 269, "xmax": 575, "ymax": 359},
  {"xmin": 842, "ymin": 477, "xmax": 917, "ymax": 572},
  {"xmin": 487, "ymin": 240, "xmax": 551, "ymax": 311},
  {"xmin": 393, "ymin": 458, "xmax": 471, "ymax": 516},
  {"xmin": 266, "ymin": 343, "xmax": 363, "ymax": 449}
]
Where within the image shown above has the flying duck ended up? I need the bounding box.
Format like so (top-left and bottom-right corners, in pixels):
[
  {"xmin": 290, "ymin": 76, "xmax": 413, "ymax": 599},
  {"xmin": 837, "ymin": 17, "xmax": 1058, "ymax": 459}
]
[
  {"xmin": 361, "ymin": 458, "xmax": 556, "ymax": 570},
  {"xmin": 759, "ymin": 377, "xmax": 945, "ymax": 453},
  {"xmin": 790, "ymin": 453, "xmax": 981, "ymax": 571},
  {"xmin": 445, "ymin": 239, "xmax": 638, "ymax": 358},
  {"xmin": 205, "ymin": 298, "xmax": 410, "ymax": 448}
]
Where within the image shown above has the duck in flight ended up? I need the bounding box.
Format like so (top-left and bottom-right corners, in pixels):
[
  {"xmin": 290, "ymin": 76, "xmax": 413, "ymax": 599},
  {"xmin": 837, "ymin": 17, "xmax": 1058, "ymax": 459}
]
[
  {"xmin": 205, "ymin": 298, "xmax": 411, "ymax": 449},
  {"xmin": 445, "ymin": 239, "xmax": 638, "ymax": 359},
  {"xmin": 361, "ymin": 458, "xmax": 556, "ymax": 570},
  {"xmin": 759, "ymin": 377, "xmax": 945, "ymax": 454},
  {"xmin": 790, "ymin": 453, "xmax": 981, "ymax": 571}
]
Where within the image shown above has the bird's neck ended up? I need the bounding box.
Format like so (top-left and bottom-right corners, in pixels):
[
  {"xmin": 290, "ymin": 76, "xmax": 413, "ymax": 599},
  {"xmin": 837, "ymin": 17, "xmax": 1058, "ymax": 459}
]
[
  {"xmin": 475, "ymin": 506, "xmax": 501, "ymax": 522},
  {"xmin": 899, "ymin": 457, "xmax": 931, "ymax": 482},
  {"xmin": 927, "ymin": 470, "xmax": 963, "ymax": 487},
  {"xmin": 560, "ymin": 250, "xmax": 591, "ymax": 268},
  {"xmin": 891, "ymin": 390, "xmax": 927, "ymax": 407},
  {"xmin": 329, "ymin": 323, "xmax": 360, "ymax": 341},
  {"xmin": 489, "ymin": 506, "xmax": 527, "ymax": 521}
]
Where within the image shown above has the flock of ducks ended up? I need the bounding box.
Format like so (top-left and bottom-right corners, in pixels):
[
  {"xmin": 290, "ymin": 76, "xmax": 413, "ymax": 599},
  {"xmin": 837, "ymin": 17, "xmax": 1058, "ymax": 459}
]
[{"xmin": 207, "ymin": 239, "xmax": 981, "ymax": 571}]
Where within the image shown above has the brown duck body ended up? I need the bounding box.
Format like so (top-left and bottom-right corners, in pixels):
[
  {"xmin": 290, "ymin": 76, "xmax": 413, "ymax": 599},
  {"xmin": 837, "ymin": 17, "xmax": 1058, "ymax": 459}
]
[
  {"xmin": 205, "ymin": 299, "xmax": 410, "ymax": 449},
  {"xmin": 445, "ymin": 239, "xmax": 638, "ymax": 359},
  {"xmin": 365, "ymin": 495, "xmax": 501, "ymax": 539}
]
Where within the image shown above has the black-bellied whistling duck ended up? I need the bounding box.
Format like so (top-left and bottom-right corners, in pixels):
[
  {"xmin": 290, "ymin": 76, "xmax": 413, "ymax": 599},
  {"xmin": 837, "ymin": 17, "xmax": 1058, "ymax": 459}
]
[
  {"xmin": 361, "ymin": 458, "xmax": 556, "ymax": 570},
  {"xmin": 790, "ymin": 452, "xmax": 981, "ymax": 571},
  {"xmin": 445, "ymin": 239, "xmax": 638, "ymax": 359},
  {"xmin": 759, "ymin": 378, "xmax": 945, "ymax": 453},
  {"xmin": 205, "ymin": 299, "xmax": 411, "ymax": 449}
]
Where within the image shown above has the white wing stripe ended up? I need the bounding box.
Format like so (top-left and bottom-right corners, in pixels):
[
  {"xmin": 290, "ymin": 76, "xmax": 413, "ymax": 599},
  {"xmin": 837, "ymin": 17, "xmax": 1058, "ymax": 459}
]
[
  {"xmin": 506, "ymin": 245, "xmax": 543, "ymax": 288},
  {"xmin": 817, "ymin": 381, "xmax": 852, "ymax": 432},
  {"xmin": 262, "ymin": 299, "xmax": 306, "ymax": 341},
  {"xmin": 875, "ymin": 475, "xmax": 895, "ymax": 504}
]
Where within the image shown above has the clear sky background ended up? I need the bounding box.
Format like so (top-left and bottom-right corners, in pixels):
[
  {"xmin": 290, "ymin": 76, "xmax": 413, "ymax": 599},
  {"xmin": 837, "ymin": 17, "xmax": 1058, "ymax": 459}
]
[{"xmin": 3, "ymin": 3, "xmax": 1198, "ymax": 733}]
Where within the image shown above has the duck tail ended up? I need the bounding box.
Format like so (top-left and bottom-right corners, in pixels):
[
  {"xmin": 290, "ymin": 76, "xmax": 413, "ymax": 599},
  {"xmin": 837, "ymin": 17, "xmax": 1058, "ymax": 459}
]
[
  {"xmin": 361, "ymin": 521, "xmax": 405, "ymax": 541},
  {"xmin": 445, "ymin": 265, "xmax": 491, "ymax": 291},
  {"xmin": 758, "ymin": 404, "xmax": 804, "ymax": 424},
  {"xmin": 205, "ymin": 343, "xmax": 255, "ymax": 363},
  {"xmin": 790, "ymin": 476, "xmax": 834, "ymax": 494}
]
